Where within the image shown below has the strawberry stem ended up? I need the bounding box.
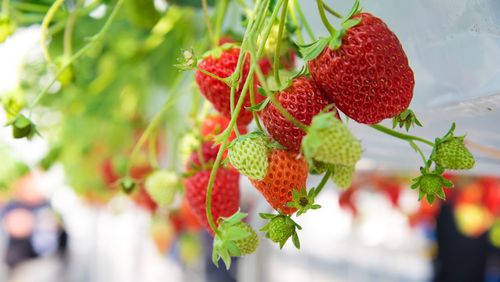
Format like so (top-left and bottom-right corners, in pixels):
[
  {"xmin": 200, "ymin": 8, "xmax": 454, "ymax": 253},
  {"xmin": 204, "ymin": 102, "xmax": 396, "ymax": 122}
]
[
  {"xmin": 40, "ymin": 0, "xmax": 65, "ymax": 66},
  {"xmin": 316, "ymin": 0, "xmax": 337, "ymax": 36},
  {"xmin": 249, "ymin": 76, "xmax": 265, "ymax": 132},
  {"xmin": 294, "ymin": 0, "xmax": 315, "ymax": 41},
  {"xmin": 313, "ymin": 167, "xmax": 332, "ymax": 198},
  {"xmin": 201, "ymin": 0, "xmax": 217, "ymax": 48},
  {"xmin": 370, "ymin": 124, "xmax": 434, "ymax": 147},
  {"xmin": 322, "ymin": 2, "xmax": 343, "ymax": 19},
  {"xmin": 287, "ymin": 1, "xmax": 304, "ymax": 44},
  {"xmin": 213, "ymin": 0, "xmax": 229, "ymax": 45},
  {"xmin": 30, "ymin": 0, "xmax": 125, "ymax": 114},
  {"xmin": 273, "ymin": 0, "xmax": 289, "ymax": 87},
  {"xmin": 205, "ymin": 0, "xmax": 284, "ymax": 237}
]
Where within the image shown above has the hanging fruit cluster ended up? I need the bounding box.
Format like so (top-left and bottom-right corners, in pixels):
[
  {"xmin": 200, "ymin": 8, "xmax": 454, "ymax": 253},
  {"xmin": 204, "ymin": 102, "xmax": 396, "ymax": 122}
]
[{"xmin": 1, "ymin": 0, "xmax": 478, "ymax": 270}]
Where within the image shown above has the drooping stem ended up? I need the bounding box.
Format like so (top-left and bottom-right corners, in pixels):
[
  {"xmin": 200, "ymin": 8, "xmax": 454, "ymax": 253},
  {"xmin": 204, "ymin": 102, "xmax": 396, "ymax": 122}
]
[
  {"xmin": 314, "ymin": 168, "xmax": 332, "ymax": 198},
  {"xmin": 294, "ymin": 0, "xmax": 315, "ymax": 41},
  {"xmin": 323, "ymin": 1, "xmax": 343, "ymax": 18},
  {"xmin": 30, "ymin": 0, "xmax": 124, "ymax": 112},
  {"xmin": 287, "ymin": 0, "xmax": 304, "ymax": 44},
  {"xmin": 273, "ymin": 0, "xmax": 288, "ymax": 86},
  {"xmin": 370, "ymin": 124, "xmax": 434, "ymax": 147},
  {"xmin": 316, "ymin": 0, "xmax": 336, "ymax": 35},
  {"xmin": 63, "ymin": 0, "xmax": 83, "ymax": 58},
  {"xmin": 213, "ymin": 0, "xmax": 229, "ymax": 44},
  {"xmin": 126, "ymin": 77, "xmax": 184, "ymax": 174},
  {"xmin": 205, "ymin": 0, "xmax": 284, "ymax": 237},
  {"xmin": 249, "ymin": 76, "xmax": 264, "ymax": 132},
  {"xmin": 40, "ymin": 0, "xmax": 65, "ymax": 65},
  {"xmin": 201, "ymin": 0, "xmax": 216, "ymax": 48}
]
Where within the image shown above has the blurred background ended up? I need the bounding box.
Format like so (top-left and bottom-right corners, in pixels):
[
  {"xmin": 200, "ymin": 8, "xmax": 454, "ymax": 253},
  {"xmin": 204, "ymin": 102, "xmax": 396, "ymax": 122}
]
[{"xmin": 0, "ymin": 0, "xmax": 499, "ymax": 281}]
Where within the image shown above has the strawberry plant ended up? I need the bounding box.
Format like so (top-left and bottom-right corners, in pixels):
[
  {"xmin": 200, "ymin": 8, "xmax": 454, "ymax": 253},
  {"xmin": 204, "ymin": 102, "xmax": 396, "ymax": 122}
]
[{"xmin": 1, "ymin": 0, "xmax": 479, "ymax": 269}]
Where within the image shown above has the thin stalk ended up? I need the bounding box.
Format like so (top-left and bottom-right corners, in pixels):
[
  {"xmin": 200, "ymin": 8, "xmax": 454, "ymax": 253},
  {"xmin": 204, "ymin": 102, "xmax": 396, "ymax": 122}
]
[
  {"xmin": 249, "ymin": 76, "xmax": 264, "ymax": 132},
  {"xmin": 294, "ymin": 0, "xmax": 315, "ymax": 41},
  {"xmin": 63, "ymin": 0, "xmax": 83, "ymax": 58},
  {"xmin": 149, "ymin": 131, "xmax": 159, "ymax": 169},
  {"xmin": 323, "ymin": 1, "xmax": 342, "ymax": 18},
  {"xmin": 316, "ymin": 0, "xmax": 336, "ymax": 35},
  {"xmin": 40, "ymin": 0, "xmax": 65, "ymax": 65},
  {"xmin": 287, "ymin": 0, "xmax": 304, "ymax": 44},
  {"xmin": 214, "ymin": 0, "xmax": 229, "ymax": 44},
  {"xmin": 204, "ymin": 0, "xmax": 284, "ymax": 237},
  {"xmin": 127, "ymin": 84, "xmax": 184, "ymax": 174},
  {"xmin": 196, "ymin": 67, "xmax": 229, "ymax": 84},
  {"xmin": 201, "ymin": 0, "xmax": 216, "ymax": 48},
  {"xmin": 30, "ymin": 0, "xmax": 124, "ymax": 112},
  {"xmin": 370, "ymin": 124, "xmax": 434, "ymax": 146},
  {"xmin": 314, "ymin": 168, "xmax": 332, "ymax": 198},
  {"xmin": 273, "ymin": 0, "xmax": 288, "ymax": 87}
]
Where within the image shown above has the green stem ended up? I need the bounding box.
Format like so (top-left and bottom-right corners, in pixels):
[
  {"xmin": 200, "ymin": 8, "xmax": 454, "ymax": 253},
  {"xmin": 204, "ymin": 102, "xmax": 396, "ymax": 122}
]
[
  {"xmin": 40, "ymin": 0, "xmax": 65, "ymax": 65},
  {"xmin": 410, "ymin": 141, "xmax": 428, "ymax": 165},
  {"xmin": 196, "ymin": 67, "xmax": 229, "ymax": 84},
  {"xmin": 63, "ymin": 0, "xmax": 83, "ymax": 58},
  {"xmin": 370, "ymin": 124, "xmax": 434, "ymax": 147},
  {"xmin": 273, "ymin": 0, "xmax": 288, "ymax": 87},
  {"xmin": 316, "ymin": 0, "xmax": 336, "ymax": 35},
  {"xmin": 323, "ymin": 1, "xmax": 343, "ymax": 18},
  {"xmin": 249, "ymin": 76, "xmax": 264, "ymax": 132},
  {"xmin": 314, "ymin": 168, "xmax": 332, "ymax": 198},
  {"xmin": 287, "ymin": 0, "xmax": 304, "ymax": 44},
  {"xmin": 201, "ymin": 0, "xmax": 216, "ymax": 48},
  {"xmin": 213, "ymin": 0, "xmax": 229, "ymax": 44},
  {"xmin": 127, "ymin": 80, "xmax": 184, "ymax": 174},
  {"xmin": 30, "ymin": 0, "xmax": 124, "ymax": 112},
  {"xmin": 294, "ymin": 0, "xmax": 315, "ymax": 41},
  {"xmin": 11, "ymin": 2, "xmax": 49, "ymax": 13},
  {"xmin": 205, "ymin": 0, "xmax": 283, "ymax": 237},
  {"xmin": 149, "ymin": 130, "xmax": 159, "ymax": 169}
]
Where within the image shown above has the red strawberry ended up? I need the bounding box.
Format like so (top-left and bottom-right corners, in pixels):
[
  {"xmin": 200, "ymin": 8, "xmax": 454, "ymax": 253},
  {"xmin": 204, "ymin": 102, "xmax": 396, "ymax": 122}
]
[
  {"xmin": 185, "ymin": 168, "xmax": 240, "ymax": 234},
  {"xmin": 201, "ymin": 114, "xmax": 247, "ymax": 142},
  {"xmin": 186, "ymin": 142, "xmax": 222, "ymax": 171},
  {"xmin": 195, "ymin": 48, "xmax": 263, "ymax": 126},
  {"xmin": 261, "ymin": 76, "xmax": 332, "ymax": 152},
  {"xmin": 133, "ymin": 184, "xmax": 157, "ymax": 212},
  {"xmin": 308, "ymin": 13, "xmax": 414, "ymax": 124},
  {"xmin": 258, "ymin": 49, "xmax": 297, "ymax": 75},
  {"xmin": 250, "ymin": 149, "xmax": 308, "ymax": 215}
]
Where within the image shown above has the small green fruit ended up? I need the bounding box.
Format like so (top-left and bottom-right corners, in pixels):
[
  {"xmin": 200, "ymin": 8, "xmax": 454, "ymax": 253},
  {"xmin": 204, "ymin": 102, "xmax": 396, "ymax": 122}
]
[{"xmin": 145, "ymin": 170, "xmax": 178, "ymax": 206}]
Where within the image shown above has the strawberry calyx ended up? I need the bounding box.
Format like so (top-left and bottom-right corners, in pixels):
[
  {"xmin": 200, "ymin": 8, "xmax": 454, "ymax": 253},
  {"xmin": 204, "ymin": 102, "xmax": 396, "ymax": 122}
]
[
  {"xmin": 9, "ymin": 114, "xmax": 39, "ymax": 140},
  {"xmin": 120, "ymin": 177, "xmax": 136, "ymax": 194},
  {"xmin": 212, "ymin": 211, "xmax": 255, "ymax": 269},
  {"xmin": 411, "ymin": 166, "xmax": 453, "ymax": 204},
  {"xmin": 259, "ymin": 213, "xmax": 301, "ymax": 249},
  {"xmin": 392, "ymin": 109, "xmax": 423, "ymax": 132},
  {"xmin": 286, "ymin": 188, "xmax": 321, "ymax": 216}
]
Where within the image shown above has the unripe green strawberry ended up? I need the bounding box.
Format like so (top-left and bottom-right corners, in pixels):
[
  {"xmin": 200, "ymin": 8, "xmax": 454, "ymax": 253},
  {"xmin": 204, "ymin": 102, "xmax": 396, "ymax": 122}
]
[
  {"xmin": 257, "ymin": 23, "xmax": 290, "ymax": 58},
  {"xmin": 228, "ymin": 133, "xmax": 268, "ymax": 180},
  {"xmin": 411, "ymin": 167, "xmax": 453, "ymax": 204},
  {"xmin": 435, "ymin": 137, "xmax": 475, "ymax": 170},
  {"xmin": 260, "ymin": 214, "xmax": 301, "ymax": 249},
  {"xmin": 233, "ymin": 222, "xmax": 259, "ymax": 255},
  {"xmin": 145, "ymin": 170, "xmax": 178, "ymax": 206},
  {"xmin": 332, "ymin": 164, "xmax": 355, "ymax": 189},
  {"xmin": 11, "ymin": 115, "xmax": 37, "ymax": 140},
  {"xmin": 302, "ymin": 113, "xmax": 362, "ymax": 167}
]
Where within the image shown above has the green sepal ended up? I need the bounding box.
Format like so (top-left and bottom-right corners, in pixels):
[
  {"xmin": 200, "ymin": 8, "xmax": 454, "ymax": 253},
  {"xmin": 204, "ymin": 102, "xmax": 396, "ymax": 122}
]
[
  {"xmin": 120, "ymin": 177, "xmax": 136, "ymax": 194},
  {"xmin": 174, "ymin": 49, "xmax": 198, "ymax": 71},
  {"xmin": 9, "ymin": 114, "xmax": 39, "ymax": 140},
  {"xmin": 299, "ymin": 37, "xmax": 329, "ymax": 61},
  {"xmin": 246, "ymin": 97, "xmax": 270, "ymax": 112},
  {"xmin": 343, "ymin": 0, "xmax": 362, "ymax": 21},
  {"xmin": 392, "ymin": 109, "xmax": 423, "ymax": 132},
  {"xmin": 286, "ymin": 188, "xmax": 321, "ymax": 216}
]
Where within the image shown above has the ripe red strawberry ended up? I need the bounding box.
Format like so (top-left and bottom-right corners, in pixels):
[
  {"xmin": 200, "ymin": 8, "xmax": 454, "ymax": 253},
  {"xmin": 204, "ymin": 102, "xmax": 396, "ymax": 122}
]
[
  {"xmin": 201, "ymin": 114, "xmax": 247, "ymax": 142},
  {"xmin": 186, "ymin": 142, "xmax": 223, "ymax": 171},
  {"xmin": 250, "ymin": 149, "xmax": 308, "ymax": 214},
  {"xmin": 195, "ymin": 47, "xmax": 263, "ymax": 126},
  {"xmin": 185, "ymin": 168, "xmax": 240, "ymax": 235},
  {"xmin": 261, "ymin": 76, "xmax": 332, "ymax": 152},
  {"xmin": 308, "ymin": 13, "xmax": 414, "ymax": 124}
]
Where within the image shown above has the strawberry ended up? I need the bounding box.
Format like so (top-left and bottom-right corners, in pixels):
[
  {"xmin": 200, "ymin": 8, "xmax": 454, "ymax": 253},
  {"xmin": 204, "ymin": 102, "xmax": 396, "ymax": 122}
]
[
  {"xmin": 411, "ymin": 167, "xmax": 453, "ymax": 204},
  {"xmin": 233, "ymin": 222, "xmax": 259, "ymax": 254},
  {"xmin": 250, "ymin": 149, "xmax": 308, "ymax": 215},
  {"xmin": 145, "ymin": 170, "xmax": 179, "ymax": 206},
  {"xmin": 195, "ymin": 47, "xmax": 263, "ymax": 126},
  {"xmin": 260, "ymin": 214, "xmax": 301, "ymax": 249},
  {"xmin": 201, "ymin": 114, "xmax": 247, "ymax": 142},
  {"xmin": 302, "ymin": 113, "xmax": 362, "ymax": 167},
  {"xmin": 228, "ymin": 132, "xmax": 268, "ymax": 180},
  {"xmin": 308, "ymin": 13, "xmax": 414, "ymax": 124},
  {"xmin": 212, "ymin": 212, "xmax": 259, "ymax": 268},
  {"xmin": 434, "ymin": 137, "xmax": 475, "ymax": 170},
  {"xmin": 332, "ymin": 164, "xmax": 355, "ymax": 189},
  {"xmin": 261, "ymin": 76, "xmax": 332, "ymax": 152},
  {"xmin": 186, "ymin": 141, "xmax": 221, "ymax": 171},
  {"xmin": 185, "ymin": 168, "xmax": 240, "ymax": 234},
  {"xmin": 133, "ymin": 184, "xmax": 157, "ymax": 212}
]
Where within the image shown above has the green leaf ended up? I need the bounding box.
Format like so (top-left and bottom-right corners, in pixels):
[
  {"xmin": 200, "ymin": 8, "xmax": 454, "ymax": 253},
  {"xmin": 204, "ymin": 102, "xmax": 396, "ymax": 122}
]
[{"xmin": 299, "ymin": 37, "xmax": 330, "ymax": 61}]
